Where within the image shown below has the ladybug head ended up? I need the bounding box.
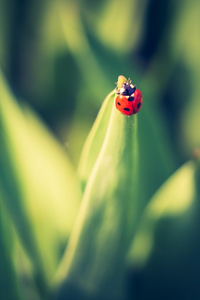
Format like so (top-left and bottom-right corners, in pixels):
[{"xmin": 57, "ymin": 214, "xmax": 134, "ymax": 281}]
[
  {"xmin": 116, "ymin": 77, "xmax": 136, "ymax": 96},
  {"xmin": 120, "ymin": 82, "xmax": 136, "ymax": 96}
]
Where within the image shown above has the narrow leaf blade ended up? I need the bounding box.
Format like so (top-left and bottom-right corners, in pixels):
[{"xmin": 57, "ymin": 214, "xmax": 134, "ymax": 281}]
[{"xmin": 55, "ymin": 94, "xmax": 139, "ymax": 299}]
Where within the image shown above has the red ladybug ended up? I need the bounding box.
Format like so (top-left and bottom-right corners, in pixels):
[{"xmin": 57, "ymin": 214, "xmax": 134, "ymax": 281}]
[
  {"xmin": 115, "ymin": 95, "xmax": 134, "ymax": 115},
  {"xmin": 115, "ymin": 76, "xmax": 143, "ymax": 116}
]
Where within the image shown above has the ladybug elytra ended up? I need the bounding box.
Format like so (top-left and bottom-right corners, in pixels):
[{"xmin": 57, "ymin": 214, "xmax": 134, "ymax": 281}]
[{"xmin": 115, "ymin": 76, "xmax": 143, "ymax": 116}]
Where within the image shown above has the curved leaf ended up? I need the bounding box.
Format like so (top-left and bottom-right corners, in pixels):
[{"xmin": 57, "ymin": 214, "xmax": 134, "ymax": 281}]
[
  {"xmin": 0, "ymin": 70, "xmax": 81, "ymax": 288},
  {"xmin": 55, "ymin": 94, "xmax": 139, "ymax": 299}
]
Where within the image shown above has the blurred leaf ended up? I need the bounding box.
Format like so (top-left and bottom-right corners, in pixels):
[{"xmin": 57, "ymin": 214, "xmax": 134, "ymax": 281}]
[
  {"xmin": 91, "ymin": 0, "xmax": 147, "ymax": 54},
  {"xmin": 13, "ymin": 231, "xmax": 42, "ymax": 300},
  {"xmin": 0, "ymin": 1, "xmax": 10, "ymax": 70},
  {"xmin": 173, "ymin": 0, "xmax": 200, "ymax": 155},
  {"xmin": 127, "ymin": 160, "xmax": 200, "ymax": 299},
  {"xmin": 128, "ymin": 161, "xmax": 196, "ymax": 265},
  {"xmin": 140, "ymin": 0, "xmax": 200, "ymax": 159},
  {"xmin": 54, "ymin": 94, "xmax": 139, "ymax": 299},
  {"xmin": 137, "ymin": 98, "xmax": 177, "ymax": 209},
  {"xmin": 78, "ymin": 90, "xmax": 115, "ymax": 191},
  {"xmin": 0, "ymin": 197, "xmax": 22, "ymax": 300},
  {"xmin": 59, "ymin": 1, "xmax": 112, "ymax": 102},
  {"xmin": 1, "ymin": 184, "xmax": 42, "ymax": 300},
  {"xmin": 0, "ymin": 70, "xmax": 81, "ymax": 289}
]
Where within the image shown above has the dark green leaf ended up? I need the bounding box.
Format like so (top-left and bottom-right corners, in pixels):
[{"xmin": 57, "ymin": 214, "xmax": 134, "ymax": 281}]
[{"xmin": 0, "ymin": 197, "xmax": 22, "ymax": 300}]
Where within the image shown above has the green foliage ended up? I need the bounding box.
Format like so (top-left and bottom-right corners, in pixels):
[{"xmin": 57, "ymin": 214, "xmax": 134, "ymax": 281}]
[
  {"xmin": 128, "ymin": 160, "xmax": 200, "ymax": 299},
  {"xmin": 0, "ymin": 0, "xmax": 200, "ymax": 299},
  {"xmin": 0, "ymin": 70, "xmax": 81, "ymax": 293},
  {"xmin": 0, "ymin": 200, "xmax": 21, "ymax": 300}
]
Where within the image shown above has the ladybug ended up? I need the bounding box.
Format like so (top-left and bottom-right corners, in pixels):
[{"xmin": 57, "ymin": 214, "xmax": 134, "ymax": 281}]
[{"xmin": 115, "ymin": 75, "xmax": 143, "ymax": 116}]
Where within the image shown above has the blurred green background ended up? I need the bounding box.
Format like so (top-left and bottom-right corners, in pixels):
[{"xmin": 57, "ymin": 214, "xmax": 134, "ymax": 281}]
[{"xmin": 0, "ymin": 0, "xmax": 200, "ymax": 299}]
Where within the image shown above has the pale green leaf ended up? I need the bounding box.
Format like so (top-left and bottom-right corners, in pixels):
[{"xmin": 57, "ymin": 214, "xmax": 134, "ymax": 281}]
[
  {"xmin": 0, "ymin": 70, "xmax": 81, "ymax": 288},
  {"xmin": 55, "ymin": 94, "xmax": 139, "ymax": 299}
]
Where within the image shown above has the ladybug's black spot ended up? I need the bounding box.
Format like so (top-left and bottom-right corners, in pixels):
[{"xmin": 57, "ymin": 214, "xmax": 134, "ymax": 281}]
[
  {"xmin": 128, "ymin": 96, "xmax": 134, "ymax": 101},
  {"xmin": 117, "ymin": 102, "xmax": 121, "ymax": 106},
  {"xmin": 124, "ymin": 108, "xmax": 130, "ymax": 111},
  {"xmin": 137, "ymin": 103, "xmax": 141, "ymax": 109}
]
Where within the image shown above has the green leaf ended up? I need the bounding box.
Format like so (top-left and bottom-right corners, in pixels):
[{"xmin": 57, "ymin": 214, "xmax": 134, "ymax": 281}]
[
  {"xmin": 13, "ymin": 230, "xmax": 43, "ymax": 300},
  {"xmin": 54, "ymin": 94, "xmax": 139, "ymax": 299},
  {"xmin": 77, "ymin": 90, "xmax": 115, "ymax": 191},
  {"xmin": 59, "ymin": 1, "xmax": 112, "ymax": 102},
  {"xmin": 0, "ymin": 204, "xmax": 42, "ymax": 300},
  {"xmin": 0, "ymin": 70, "xmax": 81, "ymax": 289},
  {"xmin": 0, "ymin": 197, "xmax": 22, "ymax": 300},
  {"xmin": 93, "ymin": 0, "xmax": 146, "ymax": 53},
  {"xmin": 136, "ymin": 87, "xmax": 177, "ymax": 210},
  {"xmin": 127, "ymin": 160, "xmax": 200, "ymax": 299}
]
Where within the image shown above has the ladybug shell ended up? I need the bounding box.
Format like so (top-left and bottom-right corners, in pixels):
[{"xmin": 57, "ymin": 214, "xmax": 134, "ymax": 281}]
[
  {"xmin": 115, "ymin": 95, "xmax": 134, "ymax": 116},
  {"xmin": 115, "ymin": 89, "xmax": 143, "ymax": 115},
  {"xmin": 132, "ymin": 89, "xmax": 143, "ymax": 114}
]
